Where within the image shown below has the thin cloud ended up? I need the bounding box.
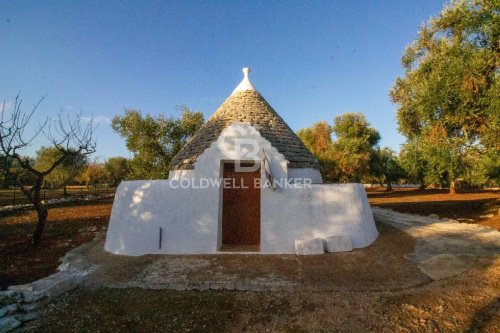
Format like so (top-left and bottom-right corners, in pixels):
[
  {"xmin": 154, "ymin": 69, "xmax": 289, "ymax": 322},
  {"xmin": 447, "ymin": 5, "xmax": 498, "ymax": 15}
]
[
  {"xmin": 2, "ymin": 102, "xmax": 13, "ymax": 112},
  {"xmin": 81, "ymin": 115, "xmax": 112, "ymax": 125}
]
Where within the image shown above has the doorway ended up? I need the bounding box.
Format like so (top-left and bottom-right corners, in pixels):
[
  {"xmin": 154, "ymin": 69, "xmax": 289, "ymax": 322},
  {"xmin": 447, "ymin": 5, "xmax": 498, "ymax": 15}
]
[{"xmin": 221, "ymin": 161, "xmax": 261, "ymax": 251}]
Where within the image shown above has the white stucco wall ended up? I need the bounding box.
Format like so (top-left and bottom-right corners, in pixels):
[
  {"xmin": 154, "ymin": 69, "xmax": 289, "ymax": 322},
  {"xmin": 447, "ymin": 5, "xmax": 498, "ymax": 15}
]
[
  {"xmin": 105, "ymin": 181, "xmax": 378, "ymax": 255},
  {"xmin": 105, "ymin": 123, "xmax": 378, "ymax": 255}
]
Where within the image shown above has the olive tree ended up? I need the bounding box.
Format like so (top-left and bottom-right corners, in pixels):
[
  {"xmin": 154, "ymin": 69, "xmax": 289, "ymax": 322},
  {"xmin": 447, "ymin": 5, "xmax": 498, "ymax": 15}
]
[{"xmin": 0, "ymin": 95, "xmax": 95, "ymax": 245}]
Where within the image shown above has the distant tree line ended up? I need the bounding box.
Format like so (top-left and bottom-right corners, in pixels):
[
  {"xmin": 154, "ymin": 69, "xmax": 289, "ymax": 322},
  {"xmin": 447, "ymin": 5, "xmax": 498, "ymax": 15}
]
[
  {"xmin": 1, "ymin": 150, "xmax": 131, "ymax": 190},
  {"xmin": 0, "ymin": 105, "xmax": 204, "ymax": 195}
]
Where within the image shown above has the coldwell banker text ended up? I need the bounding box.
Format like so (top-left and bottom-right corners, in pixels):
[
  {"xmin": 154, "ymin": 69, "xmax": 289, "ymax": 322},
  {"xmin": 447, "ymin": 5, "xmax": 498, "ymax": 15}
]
[{"xmin": 169, "ymin": 177, "xmax": 313, "ymax": 189}]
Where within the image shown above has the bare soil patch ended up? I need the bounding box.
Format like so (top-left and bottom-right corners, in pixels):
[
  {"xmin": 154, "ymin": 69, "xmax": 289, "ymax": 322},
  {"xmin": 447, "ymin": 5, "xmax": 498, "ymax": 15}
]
[
  {"xmin": 367, "ymin": 188, "xmax": 500, "ymax": 230},
  {"xmin": 80, "ymin": 222, "xmax": 427, "ymax": 292},
  {"xmin": 2, "ymin": 189, "xmax": 499, "ymax": 331},
  {"xmin": 34, "ymin": 259, "xmax": 499, "ymax": 332},
  {"xmin": 0, "ymin": 198, "xmax": 112, "ymax": 289}
]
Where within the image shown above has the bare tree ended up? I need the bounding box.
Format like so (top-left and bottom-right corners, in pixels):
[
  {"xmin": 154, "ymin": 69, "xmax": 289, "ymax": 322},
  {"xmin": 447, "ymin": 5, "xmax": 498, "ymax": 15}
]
[{"xmin": 0, "ymin": 94, "xmax": 96, "ymax": 246}]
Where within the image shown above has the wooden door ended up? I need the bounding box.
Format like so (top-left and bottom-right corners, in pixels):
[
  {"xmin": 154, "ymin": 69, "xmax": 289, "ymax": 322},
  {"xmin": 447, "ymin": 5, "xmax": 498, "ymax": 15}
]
[{"xmin": 222, "ymin": 161, "xmax": 261, "ymax": 246}]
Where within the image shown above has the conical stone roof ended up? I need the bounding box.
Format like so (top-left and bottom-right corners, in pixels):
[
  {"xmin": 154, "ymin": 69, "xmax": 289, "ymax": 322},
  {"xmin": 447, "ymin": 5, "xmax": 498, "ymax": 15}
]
[{"xmin": 169, "ymin": 69, "xmax": 320, "ymax": 171}]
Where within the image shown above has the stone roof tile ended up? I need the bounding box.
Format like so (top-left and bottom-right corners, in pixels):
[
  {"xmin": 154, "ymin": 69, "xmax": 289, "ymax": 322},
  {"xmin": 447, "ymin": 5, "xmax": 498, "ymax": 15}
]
[{"xmin": 170, "ymin": 88, "xmax": 319, "ymax": 170}]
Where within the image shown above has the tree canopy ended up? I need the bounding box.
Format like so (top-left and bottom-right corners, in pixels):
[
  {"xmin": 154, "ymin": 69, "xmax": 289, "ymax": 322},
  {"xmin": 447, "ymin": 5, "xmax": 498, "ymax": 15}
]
[
  {"xmin": 35, "ymin": 146, "xmax": 87, "ymax": 193},
  {"xmin": 104, "ymin": 157, "xmax": 130, "ymax": 186},
  {"xmin": 370, "ymin": 147, "xmax": 406, "ymax": 191},
  {"xmin": 78, "ymin": 162, "xmax": 107, "ymax": 187},
  {"xmin": 297, "ymin": 113, "xmax": 381, "ymax": 182},
  {"xmin": 390, "ymin": 0, "xmax": 499, "ymax": 192},
  {"xmin": 111, "ymin": 106, "xmax": 204, "ymax": 179},
  {"xmin": 332, "ymin": 113, "xmax": 381, "ymax": 182},
  {"xmin": 296, "ymin": 121, "xmax": 339, "ymax": 181}
]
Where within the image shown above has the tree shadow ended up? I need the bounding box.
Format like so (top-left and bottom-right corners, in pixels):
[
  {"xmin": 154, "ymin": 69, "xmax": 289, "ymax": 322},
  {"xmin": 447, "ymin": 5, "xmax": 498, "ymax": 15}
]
[{"xmin": 465, "ymin": 297, "xmax": 500, "ymax": 333}]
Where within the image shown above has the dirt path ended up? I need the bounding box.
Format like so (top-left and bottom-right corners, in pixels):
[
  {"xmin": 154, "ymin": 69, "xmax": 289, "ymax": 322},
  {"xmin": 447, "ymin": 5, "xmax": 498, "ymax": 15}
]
[
  {"xmin": 372, "ymin": 207, "xmax": 500, "ymax": 280},
  {"xmin": 368, "ymin": 188, "xmax": 500, "ymax": 230},
  {"xmin": 65, "ymin": 221, "xmax": 427, "ymax": 292}
]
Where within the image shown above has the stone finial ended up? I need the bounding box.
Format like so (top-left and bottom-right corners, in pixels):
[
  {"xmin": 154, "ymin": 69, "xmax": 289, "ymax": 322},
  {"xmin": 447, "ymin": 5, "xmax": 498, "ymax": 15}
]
[
  {"xmin": 232, "ymin": 67, "xmax": 256, "ymax": 94},
  {"xmin": 242, "ymin": 67, "xmax": 251, "ymax": 79}
]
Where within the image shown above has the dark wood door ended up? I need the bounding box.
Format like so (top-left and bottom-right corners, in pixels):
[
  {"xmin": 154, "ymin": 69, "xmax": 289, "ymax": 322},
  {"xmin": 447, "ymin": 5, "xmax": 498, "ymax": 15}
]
[{"xmin": 222, "ymin": 162, "xmax": 261, "ymax": 246}]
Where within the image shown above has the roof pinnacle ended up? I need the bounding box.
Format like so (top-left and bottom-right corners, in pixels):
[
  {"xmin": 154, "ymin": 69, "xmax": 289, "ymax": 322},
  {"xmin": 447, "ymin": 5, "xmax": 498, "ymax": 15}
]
[{"xmin": 232, "ymin": 67, "xmax": 256, "ymax": 94}]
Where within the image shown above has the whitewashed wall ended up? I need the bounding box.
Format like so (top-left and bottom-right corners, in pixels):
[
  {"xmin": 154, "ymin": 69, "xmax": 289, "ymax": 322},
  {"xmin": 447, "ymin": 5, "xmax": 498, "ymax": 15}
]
[
  {"xmin": 105, "ymin": 181, "xmax": 378, "ymax": 255},
  {"xmin": 105, "ymin": 123, "xmax": 377, "ymax": 255}
]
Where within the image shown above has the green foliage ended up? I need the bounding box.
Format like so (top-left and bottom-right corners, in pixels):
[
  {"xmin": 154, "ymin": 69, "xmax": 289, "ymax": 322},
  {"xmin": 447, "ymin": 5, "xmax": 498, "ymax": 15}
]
[
  {"xmin": 297, "ymin": 113, "xmax": 380, "ymax": 182},
  {"xmin": 34, "ymin": 147, "xmax": 87, "ymax": 188},
  {"xmin": 104, "ymin": 157, "xmax": 130, "ymax": 186},
  {"xmin": 463, "ymin": 148, "xmax": 500, "ymax": 187},
  {"xmin": 0, "ymin": 155, "xmax": 37, "ymax": 188},
  {"xmin": 399, "ymin": 138, "xmax": 428, "ymax": 186},
  {"xmin": 370, "ymin": 147, "xmax": 406, "ymax": 189},
  {"xmin": 112, "ymin": 106, "xmax": 204, "ymax": 179},
  {"xmin": 297, "ymin": 122, "xmax": 340, "ymax": 181},
  {"xmin": 390, "ymin": 0, "xmax": 499, "ymax": 191},
  {"xmin": 0, "ymin": 154, "xmax": 12, "ymax": 187},
  {"xmin": 332, "ymin": 113, "xmax": 380, "ymax": 182}
]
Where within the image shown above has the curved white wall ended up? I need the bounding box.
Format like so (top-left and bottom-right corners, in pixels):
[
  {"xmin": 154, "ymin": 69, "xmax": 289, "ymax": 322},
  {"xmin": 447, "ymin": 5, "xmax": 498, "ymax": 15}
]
[
  {"xmin": 105, "ymin": 123, "xmax": 377, "ymax": 255},
  {"xmin": 105, "ymin": 181, "xmax": 378, "ymax": 255}
]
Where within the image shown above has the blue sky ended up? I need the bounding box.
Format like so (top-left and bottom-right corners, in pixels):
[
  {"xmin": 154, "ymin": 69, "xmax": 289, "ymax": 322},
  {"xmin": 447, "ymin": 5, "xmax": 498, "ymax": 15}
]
[{"xmin": 0, "ymin": 0, "xmax": 445, "ymax": 160}]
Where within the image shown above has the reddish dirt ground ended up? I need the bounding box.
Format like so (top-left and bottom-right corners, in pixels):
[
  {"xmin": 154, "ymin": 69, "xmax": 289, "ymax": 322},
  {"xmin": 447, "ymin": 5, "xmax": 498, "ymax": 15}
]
[
  {"xmin": 35, "ymin": 259, "xmax": 500, "ymax": 332},
  {"xmin": 0, "ymin": 198, "xmax": 112, "ymax": 289},
  {"xmin": 1, "ymin": 189, "xmax": 499, "ymax": 289},
  {"xmin": 367, "ymin": 188, "xmax": 500, "ymax": 230},
  {"xmin": 1, "ymin": 190, "xmax": 499, "ymax": 331}
]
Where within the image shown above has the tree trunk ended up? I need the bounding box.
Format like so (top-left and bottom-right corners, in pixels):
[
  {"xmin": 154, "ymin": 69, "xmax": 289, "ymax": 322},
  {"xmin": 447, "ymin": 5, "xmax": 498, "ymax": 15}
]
[
  {"xmin": 450, "ymin": 179, "xmax": 456, "ymax": 194},
  {"xmin": 63, "ymin": 183, "xmax": 68, "ymax": 197},
  {"xmin": 385, "ymin": 178, "xmax": 393, "ymax": 191},
  {"xmin": 31, "ymin": 177, "xmax": 48, "ymax": 246},
  {"xmin": 33, "ymin": 203, "xmax": 48, "ymax": 246},
  {"xmin": 418, "ymin": 176, "xmax": 426, "ymax": 191}
]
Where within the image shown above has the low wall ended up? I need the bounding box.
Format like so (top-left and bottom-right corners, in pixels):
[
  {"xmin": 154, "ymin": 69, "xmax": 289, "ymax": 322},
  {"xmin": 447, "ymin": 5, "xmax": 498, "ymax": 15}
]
[{"xmin": 105, "ymin": 181, "xmax": 378, "ymax": 255}]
